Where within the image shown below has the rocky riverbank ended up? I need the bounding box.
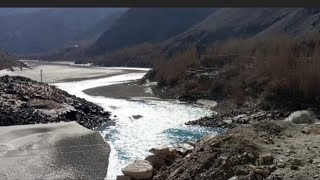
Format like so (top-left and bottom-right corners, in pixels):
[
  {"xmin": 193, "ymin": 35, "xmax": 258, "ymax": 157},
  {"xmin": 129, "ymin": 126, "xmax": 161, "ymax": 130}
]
[
  {"xmin": 154, "ymin": 118, "xmax": 320, "ymax": 180},
  {"xmin": 0, "ymin": 75, "xmax": 110, "ymax": 129},
  {"xmin": 119, "ymin": 112, "xmax": 320, "ymax": 180}
]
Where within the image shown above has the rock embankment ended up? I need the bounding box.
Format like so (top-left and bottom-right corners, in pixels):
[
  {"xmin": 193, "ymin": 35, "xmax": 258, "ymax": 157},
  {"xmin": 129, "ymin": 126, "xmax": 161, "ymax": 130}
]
[{"xmin": 0, "ymin": 75, "xmax": 110, "ymax": 129}]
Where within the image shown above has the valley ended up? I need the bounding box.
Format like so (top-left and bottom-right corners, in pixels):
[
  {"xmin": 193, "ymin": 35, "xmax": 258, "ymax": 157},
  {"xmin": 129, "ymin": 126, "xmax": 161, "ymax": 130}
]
[{"xmin": 1, "ymin": 7, "xmax": 320, "ymax": 180}]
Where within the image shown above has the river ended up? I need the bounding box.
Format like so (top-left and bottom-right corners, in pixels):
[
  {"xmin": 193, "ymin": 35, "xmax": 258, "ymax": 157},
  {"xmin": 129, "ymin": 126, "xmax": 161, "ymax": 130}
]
[{"xmin": 1, "ymin": 61, "xmax": 219, "ymax": 179}]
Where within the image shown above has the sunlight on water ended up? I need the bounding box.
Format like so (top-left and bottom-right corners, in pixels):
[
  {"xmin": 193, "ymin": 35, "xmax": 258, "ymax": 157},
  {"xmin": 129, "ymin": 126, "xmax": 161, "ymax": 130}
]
[{"xmin": 54, "ymin": 71, "xmax": 218, "ymax": 179}]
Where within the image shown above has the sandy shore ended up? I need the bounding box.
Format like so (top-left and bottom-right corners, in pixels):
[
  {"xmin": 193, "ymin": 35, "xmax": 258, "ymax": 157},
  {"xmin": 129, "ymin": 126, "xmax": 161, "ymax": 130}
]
[
  {"xmin": 0, "ymin": 121, "xmax": 110, "ymax": 180},
  {"xmin": 0, "ymin": 61, "xmax": 148, "ymax": 83},
  {"xmin": 83, "ymin": 81, "xmax": 154, "ymax": 99}
]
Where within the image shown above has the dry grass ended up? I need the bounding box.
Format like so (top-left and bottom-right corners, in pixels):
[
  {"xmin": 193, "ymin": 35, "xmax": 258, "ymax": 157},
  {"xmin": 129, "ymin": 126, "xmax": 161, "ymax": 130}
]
[
  {"xmin": 150, "ymin": 32, "xmax": 320, "ymax": 106},
  {"xmin": 153, "ymin": 47, "xmax": 200, "ymax": 85},
  {"xmin": 205, "ymin": 33, "xmax": 320, "ymax": 100}
]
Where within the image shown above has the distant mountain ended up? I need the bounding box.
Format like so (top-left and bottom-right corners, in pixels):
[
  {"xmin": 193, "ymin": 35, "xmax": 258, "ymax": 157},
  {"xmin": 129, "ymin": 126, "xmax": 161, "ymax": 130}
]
[
  {"xmin": 0, "ymin": 8, "xmax": 126, "ymax": 55},
  {"xmin": 163, "ymin": 8, "xmax": 320, "ymax": 55},
  {"xmin": 70, "ymin": 10, "xmax": 126, "ymax": 47},
  {"xmin": 85, "ymin": 8, "xmax": 215, "ymax": 56},
  {"xmin": 0, "ymin": 50, "xmax": 26, "ymax": 70}
]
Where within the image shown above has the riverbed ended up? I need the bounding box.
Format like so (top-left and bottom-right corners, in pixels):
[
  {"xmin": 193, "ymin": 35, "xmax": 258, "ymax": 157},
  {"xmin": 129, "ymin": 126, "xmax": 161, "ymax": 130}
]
[{"xmin": 1, "ymin": 61, "xmax": 219, "ymax": 179}]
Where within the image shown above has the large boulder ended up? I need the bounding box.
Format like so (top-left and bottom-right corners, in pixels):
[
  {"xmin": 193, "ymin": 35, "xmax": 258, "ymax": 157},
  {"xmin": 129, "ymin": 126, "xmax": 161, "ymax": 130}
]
[
  {"xmin": 145, "ymin": 155, "xmax": 166, "ymax": 170},
  {"xmin": 121, "ymin": 160, "xmax": 153, "ymax": 180},
  {"xmin": 284, "ymin": 110, "xmax": 319, "ymax": 124}
]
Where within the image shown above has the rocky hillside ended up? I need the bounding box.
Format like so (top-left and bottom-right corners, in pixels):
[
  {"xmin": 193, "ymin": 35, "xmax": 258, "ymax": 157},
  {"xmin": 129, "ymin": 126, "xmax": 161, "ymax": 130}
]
[
  {"xmin": 78, "ymin": 8, "xmax": 320, "ymax": 67},
  {"xmin": 163, "ymin": 8, "xmax": 320, "ymax": 55},
  {"xmin": 0, "ymin": 50, "xmax": 27, "ymax": 70},
  {"xmin": 0, "ymin": 75, "xmax": 110, "ymax": 129},
  {"xmin": 85, "ymin": 8, "xmax": 215, "ymax": 56},
  {"xmin": 0, "ymin": 8, "xmax": 126, "ymax": 55}
]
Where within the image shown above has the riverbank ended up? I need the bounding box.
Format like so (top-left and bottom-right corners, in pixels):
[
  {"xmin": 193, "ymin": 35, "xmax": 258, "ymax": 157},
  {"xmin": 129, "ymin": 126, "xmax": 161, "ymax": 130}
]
[
  {"xmin": 0, "ymin": 121, "xmax": 109, "ymax": 179},
  {"xmin": 0, "ymin": 74, "xmax": 113, "ymax": 179}
]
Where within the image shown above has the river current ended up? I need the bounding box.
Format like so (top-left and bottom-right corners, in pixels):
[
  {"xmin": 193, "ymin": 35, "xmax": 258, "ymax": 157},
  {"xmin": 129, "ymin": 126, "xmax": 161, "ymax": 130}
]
[{"xmin": 54, "ymin": 70, "xmax": 219, "ymax": 179}]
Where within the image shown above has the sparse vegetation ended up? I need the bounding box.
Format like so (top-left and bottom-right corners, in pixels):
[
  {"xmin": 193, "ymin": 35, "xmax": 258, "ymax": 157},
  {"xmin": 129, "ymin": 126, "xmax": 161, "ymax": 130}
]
[
  {"xmin": 149, "ymin": 33, "xmax": 320, "ymax": 108},
  {"xmin": 152, "ymin": 47, "xmax": 200, "ymax": 85}
]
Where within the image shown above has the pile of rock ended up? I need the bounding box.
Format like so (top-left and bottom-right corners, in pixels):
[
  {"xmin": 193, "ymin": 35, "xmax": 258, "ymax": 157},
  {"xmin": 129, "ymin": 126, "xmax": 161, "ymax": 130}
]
[
  {"xmin": 118, "ymin": 145, "xmax": 194, "ymax": 180},
  {"xmin": 186, "ymin": 110, "xmax": 291, "ymax": 129},
  {"xmin": 0, "ymin": 75, "xmax": 110, "ymax": 129}
]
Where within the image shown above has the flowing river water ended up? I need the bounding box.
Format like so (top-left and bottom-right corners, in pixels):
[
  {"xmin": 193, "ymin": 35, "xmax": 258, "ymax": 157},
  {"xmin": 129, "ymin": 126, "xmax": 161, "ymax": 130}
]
[{"xmin": 1, "ymin": 62, "xmax": 219, "ymax": 179}]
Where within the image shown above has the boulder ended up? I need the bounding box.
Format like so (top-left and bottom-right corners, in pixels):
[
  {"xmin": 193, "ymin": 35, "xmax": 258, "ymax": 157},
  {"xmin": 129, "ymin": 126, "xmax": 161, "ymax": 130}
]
[
  {"xmin": 132, "ymin": 115, "xmax": 143, "ymax": 119},
  {"xmin": 284, "ymin": 110, "xmax": 319, "ymax": 124},
  {"xmin": 196, "ymin": 99, "xmax": 217, "ymax": 109},
  {"xmin": 145, "ymin": 155, "xmax": 166, "ymax": 170},
  {"xmin": 233, "ymin": 114, "xmax": 248, "ymax": 120},
  {"xmin": 291, "ymin": 158, "xmax": 302, "ymax": 166},
  {"xmin": 149, "ymin": 147, "xmax": 172, "ymax": 159},
  {"xmin": 121, "ymin": 160, "xmax": 153, "ymax": 180},
  {"xmin": 302, "ymin": 126, "xmax": 310, "ymax": 134},
  {"xmin": 259, "ymin": 153, "xmax": 273, "ymax": 165},
  {"xmin": 20, "ymin": 95, "xmax": 30, "ymax": 101},
  {"xmin": 233, "ymin": 114, "xmax": 249, "ymax": 124},
  {"xmin": 202, "ymin": 134, "xmax": 216, "ymax": 142}
]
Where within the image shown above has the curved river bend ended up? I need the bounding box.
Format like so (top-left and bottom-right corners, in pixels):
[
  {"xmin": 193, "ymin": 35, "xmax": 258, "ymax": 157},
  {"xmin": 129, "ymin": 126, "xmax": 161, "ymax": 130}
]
[{"xmin": 54, "ymin": 70, "xmax": 218, "ymax": 179}]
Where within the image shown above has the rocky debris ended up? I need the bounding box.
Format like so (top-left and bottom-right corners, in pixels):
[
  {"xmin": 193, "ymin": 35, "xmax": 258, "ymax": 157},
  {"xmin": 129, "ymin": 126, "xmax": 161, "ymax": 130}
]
[
  {"xmin": 0, "ymin": 75, "xmax": 110, "ymax": 129},
  {"xmin": 185, "ymin": 115, "xmax": 237, "ymax": 129},
  {"xmin": 258, "ymin": 153, "xmax": 274, "ymax": 165},
  {"xmin": 284, "ymin": 110, "xmax": 319, "ymax": 124},
  {"xmin": 186, "ymin": 106, "xmax": 290, "ymax": 130},
  {"xmin": 302, "ymin": 126, "xmax": 310, "ymax": 134},
  {"xmin": 121, "ymin": 160, "xmax": 153, "ymax": 180},
  {"xmin": 149, "ymin": 146, "xmax": 180, "ymax": 164},
  {"xmin": 120, "ymin": 144, "xmax": 194, "ymax": 179},
  {"xmin": 153, "ymin": 121, "xmax": 320, "ymax": 180},
  {"xmin": 153, "ymin": 132, "xmax": 261, "ymax": 180}
]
